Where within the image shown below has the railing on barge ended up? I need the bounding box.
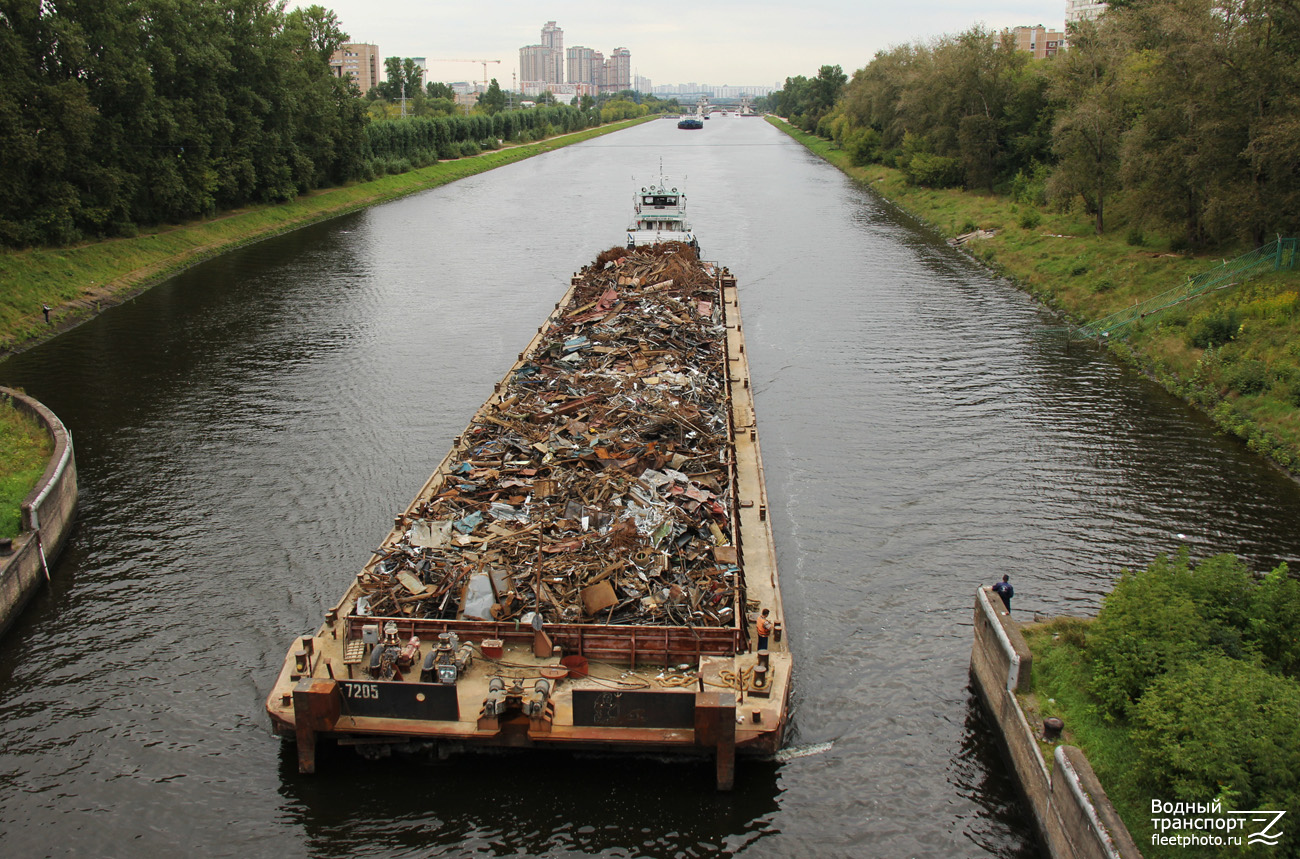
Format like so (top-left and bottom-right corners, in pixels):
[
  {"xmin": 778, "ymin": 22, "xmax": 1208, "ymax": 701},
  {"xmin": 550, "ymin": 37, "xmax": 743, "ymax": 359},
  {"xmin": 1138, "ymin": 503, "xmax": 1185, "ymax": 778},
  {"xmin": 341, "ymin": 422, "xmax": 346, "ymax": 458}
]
[{"xmin": 337, "ymin": 614, "xmax": 743, "ymax": 669}]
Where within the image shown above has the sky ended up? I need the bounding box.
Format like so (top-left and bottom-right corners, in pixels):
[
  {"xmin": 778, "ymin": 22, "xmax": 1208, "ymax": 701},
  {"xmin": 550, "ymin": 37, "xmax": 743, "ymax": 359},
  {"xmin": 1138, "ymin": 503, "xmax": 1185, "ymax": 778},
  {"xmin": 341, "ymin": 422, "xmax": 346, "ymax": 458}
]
[{"xmin": 295, "ymin": 0, "xmax": 1065, "ymax": 89}]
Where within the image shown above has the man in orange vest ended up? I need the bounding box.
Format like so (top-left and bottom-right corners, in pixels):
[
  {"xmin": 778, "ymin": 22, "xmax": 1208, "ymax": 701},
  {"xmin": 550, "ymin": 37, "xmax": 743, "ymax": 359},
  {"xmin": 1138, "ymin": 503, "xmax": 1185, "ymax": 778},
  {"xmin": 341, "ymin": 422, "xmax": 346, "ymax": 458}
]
[{"xmin": 756, "ymin": 608, "xmax": 773, "ymax": 651}]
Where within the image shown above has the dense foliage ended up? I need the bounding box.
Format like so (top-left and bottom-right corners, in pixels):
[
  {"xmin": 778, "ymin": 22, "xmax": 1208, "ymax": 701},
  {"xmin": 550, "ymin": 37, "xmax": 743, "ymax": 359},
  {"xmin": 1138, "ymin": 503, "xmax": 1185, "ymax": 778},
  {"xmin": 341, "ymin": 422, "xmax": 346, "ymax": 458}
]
[
  {"xmin": 0, "ymin": 0, "xmax": 367, "ymax": 246},
  {"xmin": 1032, "ymin": 552, "xmax": 1300, "ymax": 855},
  {"xmin": 362, "ymin": 104, "xmax": 600, "ymax": 176},
  {"xmin": 773, "ymin": 0, "xmax": 1300, "ymax": 248}
]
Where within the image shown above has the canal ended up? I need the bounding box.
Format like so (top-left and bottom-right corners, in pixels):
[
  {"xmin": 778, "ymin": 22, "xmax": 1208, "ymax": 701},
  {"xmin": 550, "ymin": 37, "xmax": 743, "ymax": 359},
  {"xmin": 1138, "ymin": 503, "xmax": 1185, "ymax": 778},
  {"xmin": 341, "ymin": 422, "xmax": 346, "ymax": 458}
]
[{"xmin": 2, "ymin": 116, "xmax": 1299, "ymax": 858}]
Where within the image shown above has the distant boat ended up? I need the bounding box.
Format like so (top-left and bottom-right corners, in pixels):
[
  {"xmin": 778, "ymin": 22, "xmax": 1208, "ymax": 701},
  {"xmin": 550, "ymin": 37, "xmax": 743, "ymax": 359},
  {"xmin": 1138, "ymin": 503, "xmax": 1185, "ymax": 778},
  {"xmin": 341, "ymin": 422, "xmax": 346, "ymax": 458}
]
[{"xmin": 677, "ymin": 115, "xmax": 703, "ymax": 130}]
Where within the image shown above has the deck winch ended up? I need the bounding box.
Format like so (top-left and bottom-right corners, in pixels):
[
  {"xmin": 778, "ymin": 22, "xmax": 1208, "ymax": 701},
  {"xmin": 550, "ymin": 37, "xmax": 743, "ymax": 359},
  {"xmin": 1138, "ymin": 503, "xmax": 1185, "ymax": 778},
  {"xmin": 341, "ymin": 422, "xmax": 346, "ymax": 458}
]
[{"xmin": 523, "ymin": 678, "xmax": 552, "ymax": 717}]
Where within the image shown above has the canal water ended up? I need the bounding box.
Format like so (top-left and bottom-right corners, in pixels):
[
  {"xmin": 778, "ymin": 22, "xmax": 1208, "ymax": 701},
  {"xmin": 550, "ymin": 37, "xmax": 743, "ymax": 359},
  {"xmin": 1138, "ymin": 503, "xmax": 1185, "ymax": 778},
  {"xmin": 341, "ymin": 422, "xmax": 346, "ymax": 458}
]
[{"xmin": 2, "ymin": 117, "xmax": 1299, "ymax": 858}]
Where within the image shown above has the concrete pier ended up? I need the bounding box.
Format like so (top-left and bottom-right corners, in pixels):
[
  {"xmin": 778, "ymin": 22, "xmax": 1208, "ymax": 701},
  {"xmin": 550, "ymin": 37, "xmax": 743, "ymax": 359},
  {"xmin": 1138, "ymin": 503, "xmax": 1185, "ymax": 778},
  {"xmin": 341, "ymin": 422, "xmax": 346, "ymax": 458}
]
[{"xmin": 0, "ymin": 388, "xmax": 77, "ymax": 638}]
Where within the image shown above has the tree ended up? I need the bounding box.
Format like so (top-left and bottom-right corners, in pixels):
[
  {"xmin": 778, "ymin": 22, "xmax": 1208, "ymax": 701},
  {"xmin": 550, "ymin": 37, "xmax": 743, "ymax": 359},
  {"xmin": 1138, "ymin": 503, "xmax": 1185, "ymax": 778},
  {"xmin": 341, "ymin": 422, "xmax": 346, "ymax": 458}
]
[
  {"xmin": 380, "ymin": 56, "xmax": 424, "ymax": 103},
  {"xmin": 1047, "ymin": 18, "xmax": 1130, "ymax": 234},
  {"xmin": 286, "ymin": 4, "xmax": 346, "ymax": 62},
  {"xmin": 478, "ymin": 78, "xmax": 506, "ymax": 114},
  {"xmin": 809, "ymin": 64, "xmax": 848, "ymax": 114},
  {"xmin": 426, "ymin": 81, "xmax": 455, "ymax": 100}
]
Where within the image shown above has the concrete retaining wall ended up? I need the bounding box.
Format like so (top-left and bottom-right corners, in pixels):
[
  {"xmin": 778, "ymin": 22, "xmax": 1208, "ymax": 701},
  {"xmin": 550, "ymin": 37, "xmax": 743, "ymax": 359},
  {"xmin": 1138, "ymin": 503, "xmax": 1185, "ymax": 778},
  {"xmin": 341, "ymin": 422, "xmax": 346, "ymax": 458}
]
[
  {"xmin": 970, "ymin": 587, "xmax": 1142, "ymax": 859},
  {"xmin": 0, "ymin": 387, "xmax": 77, "ymax": 637}
]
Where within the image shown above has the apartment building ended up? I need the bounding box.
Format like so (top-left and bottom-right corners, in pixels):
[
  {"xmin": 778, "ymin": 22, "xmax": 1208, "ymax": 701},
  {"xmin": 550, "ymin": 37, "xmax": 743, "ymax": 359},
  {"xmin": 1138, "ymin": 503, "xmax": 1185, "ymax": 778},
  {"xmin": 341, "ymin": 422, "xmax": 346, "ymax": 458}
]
[
  {"xmin": 1011, "ymin": 25, "xmax": 1066, "ymax": 58},
  {"xmin": 329, "ymin": 43, "xmax": 380, "ymax": 94},
  {"xmin": 1066, "ymin": 0, "xmax": 1108, "ymax": 23}
]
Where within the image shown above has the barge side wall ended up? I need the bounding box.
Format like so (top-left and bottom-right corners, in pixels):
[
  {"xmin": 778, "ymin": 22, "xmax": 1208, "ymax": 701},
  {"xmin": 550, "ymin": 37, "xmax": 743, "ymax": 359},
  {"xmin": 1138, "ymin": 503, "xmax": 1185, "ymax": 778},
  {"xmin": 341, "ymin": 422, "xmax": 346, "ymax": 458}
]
[
  {"xmin": 969, "ymin": 587, "xmax": 1141, "ymax": 859},
  {"xmin": 0, "ymin": 387, "xmax": 77, "ymax": 638}
]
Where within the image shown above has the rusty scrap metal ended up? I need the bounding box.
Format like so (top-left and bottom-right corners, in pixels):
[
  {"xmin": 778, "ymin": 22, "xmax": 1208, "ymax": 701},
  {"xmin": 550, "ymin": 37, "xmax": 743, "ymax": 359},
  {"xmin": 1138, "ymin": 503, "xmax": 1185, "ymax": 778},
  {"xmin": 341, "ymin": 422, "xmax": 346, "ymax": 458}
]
[{"xmin": 356, "ymin": 244, "xmax": 743, "ymax": 628}]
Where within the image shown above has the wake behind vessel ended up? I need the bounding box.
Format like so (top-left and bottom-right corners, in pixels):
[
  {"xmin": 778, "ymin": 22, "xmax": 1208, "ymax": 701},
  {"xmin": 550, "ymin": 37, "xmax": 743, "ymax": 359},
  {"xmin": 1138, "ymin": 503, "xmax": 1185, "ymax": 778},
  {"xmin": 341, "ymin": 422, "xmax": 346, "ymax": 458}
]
[{"xmin": 266, "ymin": 243, "xmax": 788, "ymax": 789}]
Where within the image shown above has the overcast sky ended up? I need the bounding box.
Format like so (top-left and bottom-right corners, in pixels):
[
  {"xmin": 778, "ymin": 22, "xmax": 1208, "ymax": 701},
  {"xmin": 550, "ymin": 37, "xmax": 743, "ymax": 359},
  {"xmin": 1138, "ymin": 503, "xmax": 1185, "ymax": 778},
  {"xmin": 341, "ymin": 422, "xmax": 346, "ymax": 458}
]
[{"xmin": 297, "ymin": 0, "xmax": 1065, "ymax": 88}]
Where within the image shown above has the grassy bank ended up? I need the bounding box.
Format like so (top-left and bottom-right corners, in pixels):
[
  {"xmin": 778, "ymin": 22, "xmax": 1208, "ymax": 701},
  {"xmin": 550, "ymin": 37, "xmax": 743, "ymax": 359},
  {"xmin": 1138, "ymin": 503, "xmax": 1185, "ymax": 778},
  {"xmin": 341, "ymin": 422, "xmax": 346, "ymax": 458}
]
[
  {"xmin": 770, "ymin": 118, "xmax": 1300, "ymax": 475},
  {"xmin": 0, "ymin": 115, "xmax": 655, "ymax": 357},
  {"xmin": 0, "ymin": 396, "xmax": 52, "ymax": 540}
]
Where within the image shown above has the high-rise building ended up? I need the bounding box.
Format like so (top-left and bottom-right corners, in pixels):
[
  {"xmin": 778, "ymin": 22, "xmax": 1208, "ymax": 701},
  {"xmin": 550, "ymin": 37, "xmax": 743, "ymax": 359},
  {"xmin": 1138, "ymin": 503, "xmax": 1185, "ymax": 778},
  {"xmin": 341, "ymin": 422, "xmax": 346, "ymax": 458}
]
[
  {"xmin": 520, "ymin": 44, "xmax": 550, "ymax": 84},
  {"xmin": 567, "ymin": 46, "xmax": 597, "ymax": 84},
  {"xmin": 1066, "ymin": 0, "xmax": 1107, "ymax": 23},
  {"xmin": 1011, "ymin": 25, "xmax": 1065, "ymax": 58},
  {"xmin": 540, "ymin": 20, "xmax": 564, "ymax": 84},
  {"xmin": 522, "ymin": 23, "xmax": 628, "ymax": 91},
  {"xmin": 603, "ymin": 47, "xmax": 631, "ymax": 93},
  {"xmin": 329, "ymin": 43, "xmax": 380, "ymax": 94}
]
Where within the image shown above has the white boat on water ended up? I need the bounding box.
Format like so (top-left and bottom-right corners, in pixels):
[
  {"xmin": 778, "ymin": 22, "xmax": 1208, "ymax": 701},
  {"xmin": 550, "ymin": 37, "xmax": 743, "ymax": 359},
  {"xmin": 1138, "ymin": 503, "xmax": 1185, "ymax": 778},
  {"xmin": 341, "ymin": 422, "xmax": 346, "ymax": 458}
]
[{"xmin": 626, "ymin": 178, "xmax": 700, "ymax": 254}]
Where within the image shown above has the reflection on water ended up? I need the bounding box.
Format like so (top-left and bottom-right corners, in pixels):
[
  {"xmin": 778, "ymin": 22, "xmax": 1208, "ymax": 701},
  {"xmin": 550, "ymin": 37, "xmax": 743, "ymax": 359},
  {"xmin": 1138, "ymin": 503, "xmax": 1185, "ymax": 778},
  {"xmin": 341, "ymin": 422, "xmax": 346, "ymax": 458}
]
[
  {"xmin": 277, "ymin": 747, "xmax": 782, "ymax": 857},
  {"xmin": 2, "ymin": 116, "xmax": 1299, "ymax": 857}
]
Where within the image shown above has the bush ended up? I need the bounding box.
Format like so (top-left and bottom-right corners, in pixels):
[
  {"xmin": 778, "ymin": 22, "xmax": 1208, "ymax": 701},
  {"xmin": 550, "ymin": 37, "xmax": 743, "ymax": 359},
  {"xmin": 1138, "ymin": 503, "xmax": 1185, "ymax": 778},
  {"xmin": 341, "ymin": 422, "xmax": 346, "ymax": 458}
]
[
  {"xmin": 1187, "ymin": 310, "xmax": 1240, "ymax": 348},
  {"xmin": 1125, "ymin": 228, "xmax": 1145, "ymax": 247},
  {"xmin": 1251, "ymin": 565, "xmax": 1300, "ymax": 677},
  {"xmin": 1018, "ymin": 209, "xmax": 1042, "ymax": 230},
  {"xmin": 1225, "ymin": 359, "xmax": 1270, "ymax": 396},
  {"xmin": 458, "ymin": 140, "xmax": 481, "ymax": 157},
  {"xmin": 1009, "ymin": 163, "xmax": 1050, "ymax": 206},
  {"xmin": 903, "ymin": 152, "xmax": 964, "ymax": 188},
  {"xmin": 845, "ymin": 128, "xmax": 882, "ymax": 166},
  {"xmin": 1087, "ymin": 555, "xmax": 1211, "ymax": 716},
  {"xmin": 1133, "ymin": 654, "xmax": 1300, "ymax": 816}
]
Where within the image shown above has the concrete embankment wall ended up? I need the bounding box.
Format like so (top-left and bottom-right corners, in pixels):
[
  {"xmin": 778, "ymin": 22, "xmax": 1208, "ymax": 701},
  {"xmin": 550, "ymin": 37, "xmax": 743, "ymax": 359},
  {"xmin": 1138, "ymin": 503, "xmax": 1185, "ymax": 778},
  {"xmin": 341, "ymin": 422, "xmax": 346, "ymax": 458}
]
[
  {"xmin": 970, "ymin": 587, "xmax": 1142, "ymax": 859},
  {"xmin": 0, "ymin": 388, "xmax": 77, "ymax": 637}
]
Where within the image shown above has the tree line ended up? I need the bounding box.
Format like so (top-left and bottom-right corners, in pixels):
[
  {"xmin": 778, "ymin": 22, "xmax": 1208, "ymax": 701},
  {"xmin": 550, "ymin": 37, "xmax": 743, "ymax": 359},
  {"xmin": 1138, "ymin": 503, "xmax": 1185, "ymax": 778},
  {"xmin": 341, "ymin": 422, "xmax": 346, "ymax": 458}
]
[
  {"xmin": 0, "ymin": 1, "xmax": 366, "ymax": 247},
  {"xmin": 773, "ymin": 0, "xmax": 1300, "ymax": 249},
  {"xmin": 0, "ymin": 1, "xmax": 667, "ymax": 249}
]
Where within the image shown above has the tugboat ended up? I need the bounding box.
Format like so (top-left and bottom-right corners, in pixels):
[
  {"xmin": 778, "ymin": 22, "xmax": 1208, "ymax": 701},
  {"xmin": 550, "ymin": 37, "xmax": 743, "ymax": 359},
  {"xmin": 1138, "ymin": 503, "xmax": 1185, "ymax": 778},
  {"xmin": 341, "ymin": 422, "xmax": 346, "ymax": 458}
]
[
  {"xmin": 626, "ymin": 177, "xmax": 700, "ymax": 254},
  {"xmin": 677, "ymin": 114, "xmax": 704, "ymax": 130}
]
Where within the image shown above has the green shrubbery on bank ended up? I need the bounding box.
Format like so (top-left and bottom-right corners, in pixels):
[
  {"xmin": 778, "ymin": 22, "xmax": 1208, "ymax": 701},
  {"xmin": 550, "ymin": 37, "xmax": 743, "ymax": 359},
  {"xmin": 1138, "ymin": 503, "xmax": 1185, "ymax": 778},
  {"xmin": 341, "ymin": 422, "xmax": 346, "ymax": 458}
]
[
  {"xmin": 0, "ymin": 397, "xmax": 51, "ymax": 540},
  {"xmin": 1024, "ymin": 552, "xmax": 1300, "ymax": 858},
  {"xmin": 771, "ymin": 118, "xmax": 1300, "ymax": 474}
]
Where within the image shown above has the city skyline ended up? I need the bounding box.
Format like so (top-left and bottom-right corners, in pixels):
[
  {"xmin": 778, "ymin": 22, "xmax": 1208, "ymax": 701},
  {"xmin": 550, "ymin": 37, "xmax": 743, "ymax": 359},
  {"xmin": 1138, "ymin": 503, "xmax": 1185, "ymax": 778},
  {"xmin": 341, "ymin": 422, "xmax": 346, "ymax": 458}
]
[{"xmin": 295, "ymin": 0, "xmax": 1064, "ymax": 91}]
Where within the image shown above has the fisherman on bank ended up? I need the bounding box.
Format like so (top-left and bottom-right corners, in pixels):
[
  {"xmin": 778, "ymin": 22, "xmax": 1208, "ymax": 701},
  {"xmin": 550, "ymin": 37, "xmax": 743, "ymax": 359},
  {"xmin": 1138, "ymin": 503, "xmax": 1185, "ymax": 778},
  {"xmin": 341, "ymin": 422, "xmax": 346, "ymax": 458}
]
[
  {"xmin": 756, "ymin": 608, "xmax": 773, "ymax": 651},
  {"xmin": 992, "ymin": 575, "xmax": 1014, "ymax": 614}
]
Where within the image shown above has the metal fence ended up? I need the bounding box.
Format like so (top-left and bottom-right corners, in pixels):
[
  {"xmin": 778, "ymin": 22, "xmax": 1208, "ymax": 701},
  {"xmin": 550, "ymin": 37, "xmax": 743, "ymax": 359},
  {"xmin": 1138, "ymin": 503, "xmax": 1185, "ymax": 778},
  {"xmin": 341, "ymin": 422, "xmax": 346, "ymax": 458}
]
[{"xmin": 1078, "ymin": 237, "xmax": 1297, "ymax": 340}]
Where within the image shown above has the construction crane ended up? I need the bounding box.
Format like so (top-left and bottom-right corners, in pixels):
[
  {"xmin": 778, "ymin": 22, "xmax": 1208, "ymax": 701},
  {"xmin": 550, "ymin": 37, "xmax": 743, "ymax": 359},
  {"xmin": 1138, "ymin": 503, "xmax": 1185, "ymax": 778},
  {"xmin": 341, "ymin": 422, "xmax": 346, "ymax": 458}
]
[{"xmin": 429, "ymin": 59, "xmax": 502, "ymax": 93}]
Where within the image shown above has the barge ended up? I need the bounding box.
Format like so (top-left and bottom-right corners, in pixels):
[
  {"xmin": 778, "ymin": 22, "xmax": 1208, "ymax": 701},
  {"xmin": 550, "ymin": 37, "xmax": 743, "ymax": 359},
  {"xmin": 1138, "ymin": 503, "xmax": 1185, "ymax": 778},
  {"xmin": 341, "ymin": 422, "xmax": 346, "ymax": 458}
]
[{"xmin": 266, "ymin": 244, "xmax": 789, "ymax": 789}]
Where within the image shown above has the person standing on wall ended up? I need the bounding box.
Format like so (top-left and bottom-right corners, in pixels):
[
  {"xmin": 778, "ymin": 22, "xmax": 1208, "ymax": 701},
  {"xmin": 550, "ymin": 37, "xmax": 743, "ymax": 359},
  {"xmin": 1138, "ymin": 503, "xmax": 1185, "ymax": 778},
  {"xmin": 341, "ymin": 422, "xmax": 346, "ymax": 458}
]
[
  {"xmin": 756, "ymin": 608, "xmax": 773, "ymax": 651},
  {"xmin": 992, "ymin": 574, "xmax": 1014, "ymax": 614}
]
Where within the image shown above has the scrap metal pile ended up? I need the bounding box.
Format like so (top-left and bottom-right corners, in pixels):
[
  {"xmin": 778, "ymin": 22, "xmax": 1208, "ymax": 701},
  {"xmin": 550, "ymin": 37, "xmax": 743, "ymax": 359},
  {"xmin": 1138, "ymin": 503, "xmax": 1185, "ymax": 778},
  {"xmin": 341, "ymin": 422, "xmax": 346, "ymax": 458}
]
[{"xmin": 356, "ymin": 244, "xmax": 743, "ymax": 628}]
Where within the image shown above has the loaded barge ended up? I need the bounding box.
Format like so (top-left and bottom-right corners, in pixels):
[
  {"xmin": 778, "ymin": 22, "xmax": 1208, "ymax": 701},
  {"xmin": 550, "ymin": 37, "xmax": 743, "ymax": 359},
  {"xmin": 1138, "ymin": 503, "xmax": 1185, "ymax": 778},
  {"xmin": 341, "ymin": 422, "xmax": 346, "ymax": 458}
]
[{"xmin": 266, "ymin": 244, "xmax": 788, "ymax": 789}]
